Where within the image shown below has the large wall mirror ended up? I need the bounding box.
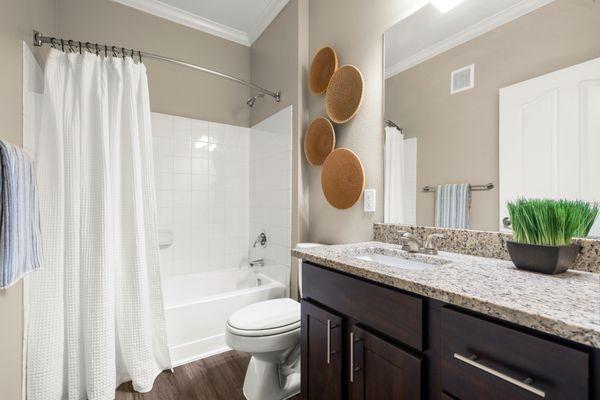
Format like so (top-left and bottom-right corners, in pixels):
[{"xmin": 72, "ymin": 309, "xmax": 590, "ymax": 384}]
[{"xmin": 383, "ymin": 0, "xmax": 600, "ymax": 235}]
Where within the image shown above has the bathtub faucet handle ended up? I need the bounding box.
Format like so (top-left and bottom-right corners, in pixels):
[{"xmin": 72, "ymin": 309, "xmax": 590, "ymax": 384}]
[
  {"xmin": 253, "ymin": 232, "xmax": 267, "ymax": 248},
  {"xmin": 250, "ymin": 258, "xmax": 265, "ymax": 267}
]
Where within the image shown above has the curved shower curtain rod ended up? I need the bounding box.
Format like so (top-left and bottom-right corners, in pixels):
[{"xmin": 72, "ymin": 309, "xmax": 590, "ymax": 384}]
[{"xmin": 32, "ymin": 30, "xmax": 282, "ymax": 103}]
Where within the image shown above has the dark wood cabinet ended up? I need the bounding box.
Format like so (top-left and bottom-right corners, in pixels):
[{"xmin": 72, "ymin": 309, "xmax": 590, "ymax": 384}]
[
  {"xmin": 441, "ymin": 307, "xmax": 589, "ymax": 400},
  {"xmin": 301, "ymin": 300, "xmax": 343, "ymax": 400},
  {"xmin": 350, "ymin": 325, "xmax": 423, "ymax": 400},
  {"xmin": 301, "ymin": 261, "xmax": 598, "ymax": 400}
]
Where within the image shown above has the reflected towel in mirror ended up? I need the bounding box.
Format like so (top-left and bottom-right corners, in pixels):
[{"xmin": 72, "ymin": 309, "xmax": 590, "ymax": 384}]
[{"xmin": 434, "ymin": 183, "xmax": 470, "ymax": 229}]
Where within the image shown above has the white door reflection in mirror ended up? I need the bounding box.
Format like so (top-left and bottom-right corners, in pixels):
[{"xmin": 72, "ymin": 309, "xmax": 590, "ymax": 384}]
[{"xmin": 499, "ymin": 57, "xmax": 600, "ymax": 236}]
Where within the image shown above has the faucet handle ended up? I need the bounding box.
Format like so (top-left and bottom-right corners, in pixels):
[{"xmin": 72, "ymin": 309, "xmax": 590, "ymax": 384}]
[
  {"xmin": 400, "ymin": 232, "xmax": 422, "ymax": 253},
  {"xmin": 424, "ymin": 234, "xmax": 445, "ymax": 252}
]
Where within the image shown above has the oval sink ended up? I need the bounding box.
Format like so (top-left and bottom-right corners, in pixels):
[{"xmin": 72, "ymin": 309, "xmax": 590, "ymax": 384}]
[{"xmin": 355, "ymin": 253, "xmax": 436, "ymax": 271}]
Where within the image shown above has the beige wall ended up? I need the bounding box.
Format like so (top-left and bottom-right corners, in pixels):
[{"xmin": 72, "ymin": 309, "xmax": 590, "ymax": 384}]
[
  {"xmin": 385, "ymin": 0, "xmax": 600, "ymax": 231},
  {"xmin": 57, "ymin": 0, "xmax": 251, "ymax": 127},
  {"xmin": 0, "ymin": 0, "xmax": 56, "ymax": 397},
  {"xmin": 250, "ymin": 0, "xmax": 309, "ymax": 299},
  {"xmin": 306, "ymin": 0, "xmax": 416, "ymax": 244}
]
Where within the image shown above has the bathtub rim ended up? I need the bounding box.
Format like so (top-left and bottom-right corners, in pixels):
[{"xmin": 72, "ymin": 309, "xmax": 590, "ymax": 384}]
[{"xmin": 162, "ymin": 269, "xmax": 286, "ymax": 310}]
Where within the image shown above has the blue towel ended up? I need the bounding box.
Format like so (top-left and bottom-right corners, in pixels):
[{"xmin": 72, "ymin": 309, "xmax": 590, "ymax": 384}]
[
  {"xmin": 0, "ymin": 139, "xmax": 42, "ymax": 288},
  {"xmin": 434, "ymin": 183, "xmax": 471, "ymax": 229}
]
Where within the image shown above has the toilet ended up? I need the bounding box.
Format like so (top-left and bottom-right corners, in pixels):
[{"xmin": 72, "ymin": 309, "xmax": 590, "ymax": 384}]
[
  {"xmin": 226, "ymin": 298, "xmax": 301, "ymax": 400},
  {"xmin": 226, "ymin": 243, "xmax": 323, "ymax": 400}
]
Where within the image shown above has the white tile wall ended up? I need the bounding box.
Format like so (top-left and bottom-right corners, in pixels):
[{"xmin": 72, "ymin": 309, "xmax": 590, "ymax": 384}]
[
  {"xmin": 152, "ymin": 113, "xmax": 249, "ymax": 277},
  {"xmin": 248, "ymin": 107, "xmax": 293, "ymax": 274}
]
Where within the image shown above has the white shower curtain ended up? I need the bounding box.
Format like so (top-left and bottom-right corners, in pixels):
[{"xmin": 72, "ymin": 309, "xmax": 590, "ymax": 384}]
[
  {"xmin": 384, "ymin": 126, "xmax": 406, "ymax": 223},
  {"xmin": 26, "ymin": 49, "xmax": 171, "ymax": 400}
]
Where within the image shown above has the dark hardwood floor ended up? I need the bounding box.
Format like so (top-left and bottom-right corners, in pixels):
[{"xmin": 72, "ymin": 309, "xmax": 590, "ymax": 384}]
[{"xmin": 116, "ymin": 350, "xmax": 301, "ymax": 400}]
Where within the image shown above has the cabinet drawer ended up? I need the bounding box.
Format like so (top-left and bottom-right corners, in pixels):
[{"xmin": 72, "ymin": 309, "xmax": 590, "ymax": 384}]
[
  {"xmin": 303, "ymin": 262, "xmax": 423, "ymax": 351},
  {"xmin": 441, "ymin": 307, "xmax": 589, "ymax": 400}
]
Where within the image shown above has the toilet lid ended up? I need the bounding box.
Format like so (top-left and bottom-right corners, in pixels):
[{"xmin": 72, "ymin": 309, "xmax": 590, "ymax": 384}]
[{"xmin": 228, "ymin": 298, "xmax": 300, "ymax": 333}]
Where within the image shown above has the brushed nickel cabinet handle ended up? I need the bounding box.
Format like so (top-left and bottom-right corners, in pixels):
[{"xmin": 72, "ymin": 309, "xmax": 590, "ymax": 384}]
[
  {"xmin": 350, "ymin": 332, "xmax": 355, "ymax": 382},
  {"xmin": 454, "ymin": 353, "xmax": 545, "ymax": 398},
  {"xmin": 349, "ymin": 332, "xmax": 362, "ymax": 383},
  {"xmin": 326, "ymin": 319, "xmax": 331, "ymax": 364}
]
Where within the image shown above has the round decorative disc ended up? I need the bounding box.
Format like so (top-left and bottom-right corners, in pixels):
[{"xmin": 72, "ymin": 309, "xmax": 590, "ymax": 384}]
[
  {"xmin": 321, "ymin": 148, "xmax": 365, "ymax": 209},
  {"xmin": 325, "ymin": 65, "xmax": 364, "ymax": 124},
  {"xmin": 309, "ymin": 46, "xmax": 339, "ymax": 95},
  {"xmin": 304, "ymin": 117, "xmax": 336, "ymax": 166}
]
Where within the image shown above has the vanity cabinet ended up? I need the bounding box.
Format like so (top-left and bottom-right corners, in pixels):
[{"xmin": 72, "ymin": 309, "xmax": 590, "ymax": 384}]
[
  {"xmin": 300, "ymin": 299, "xmax": 423, "ymax": 400},
  {"xmin": 441, "ymin": 307, "xmax": 589, "ymax": 400},
  {"xmin": 350, "ymin": 325, "xmax": 423, "ymax": 399},
  {"xmin": 301, "ymin": 262, "xmax": 425, "ymax": 399},
  {"xmin": 301, "ymin": 261, "xmax": 598, "ymax": 400},
  {"xmin": 300, "ymin": 300, "xmax": 343, "ymax": 399}
]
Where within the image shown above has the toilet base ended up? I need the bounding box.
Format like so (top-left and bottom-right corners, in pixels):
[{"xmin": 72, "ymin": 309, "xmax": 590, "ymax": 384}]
[{"xmin": 242, "ymin": 347, "xmax": 300, "ymax": 400}]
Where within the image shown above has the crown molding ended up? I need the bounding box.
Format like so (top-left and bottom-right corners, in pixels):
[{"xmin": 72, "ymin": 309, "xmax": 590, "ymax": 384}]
[
  {"xmin": 247, "ymin": 0, "xmax": 290, "ymax": 44},
  {"xmin": 112, "ymin": 0, "xmax": 250, "ymax": 46},
  {"xmin": 385, "ymin": 0, "xmax": 557, "ymax": 79}
]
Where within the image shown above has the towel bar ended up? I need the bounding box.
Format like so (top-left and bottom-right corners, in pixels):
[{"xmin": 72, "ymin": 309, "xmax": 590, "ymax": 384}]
[{"xmin": 422, "ymin": 183, "xmax": 494, "ymax": 193}]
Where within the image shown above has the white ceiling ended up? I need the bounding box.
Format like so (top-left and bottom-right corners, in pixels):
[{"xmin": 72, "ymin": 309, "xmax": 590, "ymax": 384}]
[
  {"xmin": 385, "ymin": 0, "xmax": 556, "ymax": 78},
  {"xmin": 113, "ymin": 0, "xmax": 290, "ymax": 46}
]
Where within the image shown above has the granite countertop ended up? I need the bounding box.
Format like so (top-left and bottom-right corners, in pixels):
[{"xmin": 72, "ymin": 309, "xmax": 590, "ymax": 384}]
[{"xmin": 292, "ymin": 242, "xmax": 600, "ymax": 349}]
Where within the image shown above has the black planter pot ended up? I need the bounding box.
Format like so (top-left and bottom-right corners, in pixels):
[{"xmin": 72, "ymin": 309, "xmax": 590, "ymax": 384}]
[{"xmin": 506, "ymin": 241, "xmax": 581, "ymax": 275}]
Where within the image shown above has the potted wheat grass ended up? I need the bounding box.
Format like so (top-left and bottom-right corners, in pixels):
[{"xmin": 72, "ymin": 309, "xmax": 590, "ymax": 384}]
[{"xmin": 506, "ymin": 199, "xmax": 599, "ymax": 274}]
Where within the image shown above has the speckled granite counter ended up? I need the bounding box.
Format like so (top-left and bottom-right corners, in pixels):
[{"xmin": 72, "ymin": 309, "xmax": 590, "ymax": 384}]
[{"xmin": 292, "ymin": 242, "xmax": 600, "ymax": 349}]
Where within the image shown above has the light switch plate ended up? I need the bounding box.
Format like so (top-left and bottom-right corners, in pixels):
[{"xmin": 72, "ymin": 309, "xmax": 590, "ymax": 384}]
[{"xmin": 364, "ymin": 189, "xmax": 376, "ymax": 212}]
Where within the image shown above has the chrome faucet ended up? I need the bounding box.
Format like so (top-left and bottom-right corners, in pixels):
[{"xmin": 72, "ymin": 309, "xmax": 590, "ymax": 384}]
[
  {"xmin": 399, "ymin": 232, "xmax": 445, "ymax": 254},
  {"xmin": 422, "ymin": 234, "xmax": 445, "ymax": 255},
  {"xmin": 253, "ymin": 232, "xmax": 267, "ymax": 248},
  {"xmin": 400, "ymin": 232, "xmax": 422, "ymax": 253},
  {"xmin": 250, "ymin": 258, "xmax": 264, "ymax": 267}
]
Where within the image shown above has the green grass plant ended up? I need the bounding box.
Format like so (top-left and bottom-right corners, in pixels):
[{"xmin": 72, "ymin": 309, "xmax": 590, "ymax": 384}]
[{"xmin": 507, "ymin": 199, "xmax": 599, "ymax": 246}]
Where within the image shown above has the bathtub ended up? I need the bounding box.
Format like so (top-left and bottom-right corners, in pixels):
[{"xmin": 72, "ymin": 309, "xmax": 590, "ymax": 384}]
[{"xmin": 162, "ymin": 267, "xmax": 287, "ymax": 367}]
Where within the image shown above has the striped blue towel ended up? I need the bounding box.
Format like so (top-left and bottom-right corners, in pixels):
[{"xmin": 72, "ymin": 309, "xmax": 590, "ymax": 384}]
[
  {"xmin": 434, "ymin": 183, "xmax": 471, "ymax": 229},
  {"xmin": 0, "ymin": 140, "xmax": 42, "ymax": 288}
]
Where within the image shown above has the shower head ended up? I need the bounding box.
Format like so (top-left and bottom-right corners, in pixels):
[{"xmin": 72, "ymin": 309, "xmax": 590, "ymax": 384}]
[{"xmin": 246, "ymin": 93, "xmax": 265, "ymax": 108}]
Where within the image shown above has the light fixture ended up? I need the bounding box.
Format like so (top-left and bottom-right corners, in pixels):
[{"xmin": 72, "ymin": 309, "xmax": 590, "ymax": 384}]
[{"xmin": 430, "ymin": 0, "xmax": 464, "ymax": 13}]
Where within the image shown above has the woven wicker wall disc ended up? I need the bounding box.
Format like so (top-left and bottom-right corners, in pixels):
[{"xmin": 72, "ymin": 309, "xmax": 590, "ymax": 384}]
[
  {"xmin": 325, "ymin": 65, "xmax": 364, "ymax": 124},
  {"xmin": 321, "ymin": 148, "xmax": 365, "ymax": 209},
  {"xmin": 309, "ymin": 46, "xmax": 339, "ymax": 95},
  {"xmin": 304, "ymin": 117, "xmax": 336, "ymax": 166}
]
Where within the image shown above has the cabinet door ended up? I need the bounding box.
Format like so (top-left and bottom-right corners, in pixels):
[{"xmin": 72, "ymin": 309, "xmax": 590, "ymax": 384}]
[
  {"xmin": 350, "ymin": 325, "xmax": 422, "ymax": 400},
  {"xmin": 301, "ymin": 300, "xmax": 343, "ymax": 400}
]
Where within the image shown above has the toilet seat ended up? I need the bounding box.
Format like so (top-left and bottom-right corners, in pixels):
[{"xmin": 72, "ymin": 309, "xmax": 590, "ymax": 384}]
[
  {"xmin": 227, "ymin": 320, "xmax": 300, "ymax": 337},
  {"xmin": 227, "ymin": 298, "xmax": 300, "ymax": 337}
]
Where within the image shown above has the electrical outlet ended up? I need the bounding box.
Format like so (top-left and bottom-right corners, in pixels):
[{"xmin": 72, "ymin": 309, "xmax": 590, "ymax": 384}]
[{"xmin": 364, "ymin": 189, "xmax": 376, "ymax": 212}]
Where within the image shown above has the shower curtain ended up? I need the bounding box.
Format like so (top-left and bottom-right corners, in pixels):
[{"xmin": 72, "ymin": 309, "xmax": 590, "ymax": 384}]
[
  {"xmin": 384, "ymin": 126, "xmax": 406, "ymax": 223},
  {"xmin": 26, "ymin": 49, "xmax": 171, "ymax": 400}
]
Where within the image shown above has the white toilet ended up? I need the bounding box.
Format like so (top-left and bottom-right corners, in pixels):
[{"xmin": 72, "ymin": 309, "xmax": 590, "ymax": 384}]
[
  {"xmin": 226, "ymin": 243, "xmax": 323, "ymax": 400},
  {"xmin": 226, "ymin": 298, "xmax": 301, "ymax": 400}
]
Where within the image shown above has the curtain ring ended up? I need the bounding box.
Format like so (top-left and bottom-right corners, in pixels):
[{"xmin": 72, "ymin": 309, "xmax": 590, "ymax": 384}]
[
  {"xmin": 78, "ymin": 41, "xmax": 82, "ymax": 54},
  {"xmin": 94, "ymin": 43, "xmax": 99, "ymax": 56},
  {"xmin": 68, "ymin": 40, "xmax": 75, "ymax": 52},
  {"xmin": 50, "ymin": 38, "xmax": 56, "ymax": 49},
  {"xmin": 111, "ymin": 46, "xmax": 117, "ymax": 57},
  {"xmin": 104, "ymin": 45, "xmax": 108, "ymax": 57},
  {"xmin": 121, "ymin": 47, "xmax": 126, "ymax": 59},
  {"xmin": 131, "ymin": 48, "xmax": 135, "ymax": 59},
  {"xmin": 138, "ymin": 50, "xmax": 142, "ymax": 63},
  {"xmin": 60, "ymin": 39, "xmax": 65, "ymax": 52},
  {"xmin": 85, "ymin": 42, "xmax": 93, "ymax": 53}
]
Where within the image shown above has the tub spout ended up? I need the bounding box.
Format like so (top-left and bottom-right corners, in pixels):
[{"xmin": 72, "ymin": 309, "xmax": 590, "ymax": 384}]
[{"xmin": 250, "ymin": 258, "xmax": 265, "ymax": 267}]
